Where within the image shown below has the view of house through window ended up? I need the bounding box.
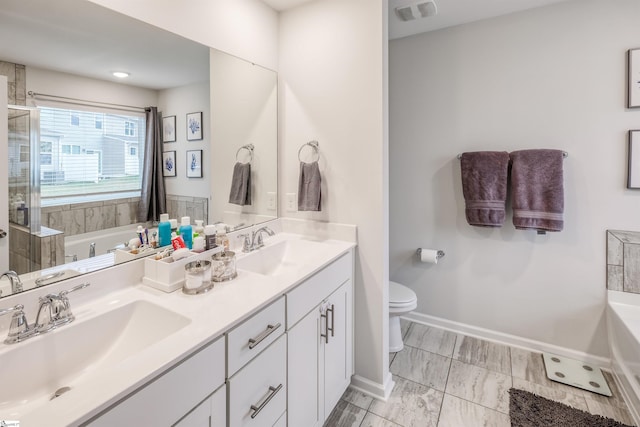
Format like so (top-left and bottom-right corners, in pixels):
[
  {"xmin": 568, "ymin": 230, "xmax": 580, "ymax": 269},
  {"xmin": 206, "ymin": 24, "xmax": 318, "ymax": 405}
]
[{"xmin": 39, "ymin": 106, "xmax": 146, "ymax": 200}]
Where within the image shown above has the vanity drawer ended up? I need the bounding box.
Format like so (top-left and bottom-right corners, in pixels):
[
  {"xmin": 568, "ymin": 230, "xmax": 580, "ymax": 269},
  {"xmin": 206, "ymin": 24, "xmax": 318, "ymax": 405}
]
[
  {"xmin": 227, "ymin": 296, "xmax": 285, "ymax": 377},
  {"xmin": 287, "ymin": 252, "xmax": 351, "ymax": 328},
  {"xmin": 89, "ymin": 336, "xmax": 225, "ymax": 426},
  {"xmin": 228, "ymin": 334, "xmax": 287, "ymax": 427}
]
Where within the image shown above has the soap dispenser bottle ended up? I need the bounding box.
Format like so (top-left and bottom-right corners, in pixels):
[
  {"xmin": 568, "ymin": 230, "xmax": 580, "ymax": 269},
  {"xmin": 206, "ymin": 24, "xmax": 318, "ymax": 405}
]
[
  {"xmin": 179, "ymin": 217, "xmax": 193, "ymax": 249},
  {"xmin": 158, "ymin": 213, "xmax": 171, "ymax": 247}
]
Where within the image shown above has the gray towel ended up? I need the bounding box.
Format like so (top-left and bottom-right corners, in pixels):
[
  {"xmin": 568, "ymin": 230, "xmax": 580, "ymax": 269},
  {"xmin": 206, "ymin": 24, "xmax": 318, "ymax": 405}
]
[
  {"xmin": 510, "ymin": 149, "xmax": 564, "ymax": 232},
  {"xmin": 460, "ymin": 151, "xmax": 510, "ymax": 227},
  {"xmin": 298, "ymin": 161, "xmax": 321, "ymax": 211},
  {"xmin": 228, "ymin": 162, "xmax": 251, "ymax": 206}
]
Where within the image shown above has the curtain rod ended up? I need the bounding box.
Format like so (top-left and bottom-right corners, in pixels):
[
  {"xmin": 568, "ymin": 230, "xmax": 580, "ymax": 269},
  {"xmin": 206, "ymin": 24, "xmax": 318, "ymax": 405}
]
[{"xmin": 28, "ymin": 91, "xmax": 148, "ymax": 113}]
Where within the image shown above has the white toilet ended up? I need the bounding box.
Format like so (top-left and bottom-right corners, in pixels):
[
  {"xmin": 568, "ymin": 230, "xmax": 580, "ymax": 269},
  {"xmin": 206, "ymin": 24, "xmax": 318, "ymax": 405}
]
[{"xmin": 389, "ymin": 281, "xmax": 418, "ymax": 352}]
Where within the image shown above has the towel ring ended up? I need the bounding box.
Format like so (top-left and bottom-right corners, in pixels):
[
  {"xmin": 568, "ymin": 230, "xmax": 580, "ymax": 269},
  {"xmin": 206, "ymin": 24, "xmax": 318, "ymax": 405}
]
[
  {"xmin": 235, "ymin": 144, "xmax": 254, "ymax": 164},
  {"xmin": 298, "ymin": 140, "xmax": 320, "ymax": 163}
]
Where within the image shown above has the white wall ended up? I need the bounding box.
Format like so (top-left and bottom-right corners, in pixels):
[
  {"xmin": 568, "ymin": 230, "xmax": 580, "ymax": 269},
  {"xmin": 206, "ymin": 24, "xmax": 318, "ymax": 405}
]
[
  {"xmin": 158, "ymin": 81, "xmax": 211, "ymax": 200},
  {"xmin": 87, "ymin": 0, "xmax": 279, "ymax": 71},
  {"xmin": 27, "ymin": 66, "xmax": 158, "ymax": 109},
  {"xmin": 389, "ymin": 0, "xmax": 640, "ymax": 358},
  {"xmin": 279, "ymin": 0, "xmax": 390, "ymax": 396}
]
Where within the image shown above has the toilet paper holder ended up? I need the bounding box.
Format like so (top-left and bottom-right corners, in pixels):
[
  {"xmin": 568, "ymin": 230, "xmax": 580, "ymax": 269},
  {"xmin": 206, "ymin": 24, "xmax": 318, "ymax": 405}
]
[{"xmin": 416, "ymin": 248, "xmax": 445, "ymax": 259}]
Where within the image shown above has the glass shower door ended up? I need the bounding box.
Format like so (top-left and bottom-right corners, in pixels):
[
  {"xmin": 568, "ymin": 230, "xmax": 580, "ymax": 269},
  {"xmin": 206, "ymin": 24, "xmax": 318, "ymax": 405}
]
[{"xmin": 8, "ymin": 105, "xmax": 40, "ymax": 274}]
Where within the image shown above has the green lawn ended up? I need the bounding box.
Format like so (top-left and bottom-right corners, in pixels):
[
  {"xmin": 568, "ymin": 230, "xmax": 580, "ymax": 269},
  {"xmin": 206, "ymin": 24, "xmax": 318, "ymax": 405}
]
[{"xmin": 41, "ymin": 176, "xmax": 141, "ymax": 198}]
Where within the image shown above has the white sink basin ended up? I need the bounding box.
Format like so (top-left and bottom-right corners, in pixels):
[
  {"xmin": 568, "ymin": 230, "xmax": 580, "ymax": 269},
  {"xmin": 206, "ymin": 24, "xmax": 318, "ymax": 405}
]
[
  {"xmin": 236, "ymin": 238, "xmax": 328, "ymax": 277},
  {"xmin": 0, "ymin": 300, "xmax": 190, "ymax": 417}
]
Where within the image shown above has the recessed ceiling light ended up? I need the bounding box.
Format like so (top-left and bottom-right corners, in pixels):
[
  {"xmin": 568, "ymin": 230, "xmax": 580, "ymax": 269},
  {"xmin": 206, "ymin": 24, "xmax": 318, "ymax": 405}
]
[{"xmin": 112, "ymin": 71, "xmax": 130, "ymax": 78}]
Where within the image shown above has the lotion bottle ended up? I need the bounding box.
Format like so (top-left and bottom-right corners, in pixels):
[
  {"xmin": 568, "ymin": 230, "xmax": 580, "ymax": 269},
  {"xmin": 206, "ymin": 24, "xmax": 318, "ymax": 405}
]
[
  {"xmin": 158, "ymin": 213, "xmax": 171, "ymax": 247},
  {"xmin": 179, "ymin": 216, "xmax": 193, "ymax": 249}
]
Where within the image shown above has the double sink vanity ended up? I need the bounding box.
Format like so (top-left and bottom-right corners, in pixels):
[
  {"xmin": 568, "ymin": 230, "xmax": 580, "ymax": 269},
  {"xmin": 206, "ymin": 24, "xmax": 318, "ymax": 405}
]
[{"xmin": 0, "ymin": 220, "xmax": 356, "ymax": 427}]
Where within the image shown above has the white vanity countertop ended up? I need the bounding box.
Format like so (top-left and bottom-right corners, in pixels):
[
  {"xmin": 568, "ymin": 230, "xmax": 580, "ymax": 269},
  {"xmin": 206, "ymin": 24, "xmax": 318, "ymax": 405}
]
[{"xmin": 11, "ymin": 233, "xmax": 355, "ymax": 426}]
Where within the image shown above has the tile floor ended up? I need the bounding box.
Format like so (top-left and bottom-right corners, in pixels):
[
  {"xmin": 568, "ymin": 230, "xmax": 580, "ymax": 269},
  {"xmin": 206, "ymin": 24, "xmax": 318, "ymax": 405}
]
[{"xmin": 325, "ymin": 319, "xmax": 637, "ymax": 427}]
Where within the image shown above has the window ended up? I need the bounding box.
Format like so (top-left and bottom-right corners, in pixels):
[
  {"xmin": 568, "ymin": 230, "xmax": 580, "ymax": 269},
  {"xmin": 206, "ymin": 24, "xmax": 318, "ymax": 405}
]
[
  {"xmin": 40, "ymin": 141, "xmax": 52, "ymax": 166},
  {"xmin": 39, "ymin": 106, "xmax": 146, "ymax": 201},
  {"xmin": 61, "ymin": 144, "xmax": 81, "ymax": 154},
  {"xmin": 125, "ymin": 121, "xmax": 136, "ymax": 136}
]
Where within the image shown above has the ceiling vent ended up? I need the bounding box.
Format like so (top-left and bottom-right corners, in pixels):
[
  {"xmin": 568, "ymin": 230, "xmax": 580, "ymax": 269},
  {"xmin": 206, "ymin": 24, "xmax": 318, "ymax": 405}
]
[{"xmin": 394, "ymin": 1, "xmax": 438, "ymax": 21}]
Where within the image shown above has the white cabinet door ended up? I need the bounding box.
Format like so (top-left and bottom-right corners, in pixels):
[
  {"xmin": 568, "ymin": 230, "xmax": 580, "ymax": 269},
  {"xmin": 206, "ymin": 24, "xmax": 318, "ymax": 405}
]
[
  {"xmin": 174, "ymin": 385, "xmax": 226, "ymax": 427},
  {"xmin": 287, "ymin": 307, "xmax": 321, "ymax": 427},
  {"xmin": 323, "ymin": 280, "xmax": 352, "ymax": 419}
]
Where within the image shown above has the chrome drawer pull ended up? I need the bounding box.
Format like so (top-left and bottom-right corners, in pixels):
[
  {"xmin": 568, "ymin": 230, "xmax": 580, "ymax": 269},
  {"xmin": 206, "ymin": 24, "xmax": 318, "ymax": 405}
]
[
  {"xmin": 250, "ymin": 383, "xmax": 283, "ymax": 419},
  {"xmin": 320, "ymin": 310, "xmax": 329, "ymax": 344},
  {"xmin": 248, "ymin": 322, "xmax": 281, "ymax": 349},
  {"xmin": 327, "ymin": 304, "xmax": 335, "ymax": 338}
]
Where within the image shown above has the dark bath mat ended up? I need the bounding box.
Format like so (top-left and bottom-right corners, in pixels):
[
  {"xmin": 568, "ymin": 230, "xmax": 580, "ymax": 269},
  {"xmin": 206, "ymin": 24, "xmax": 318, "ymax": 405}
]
[{"xmin": 509, "ymin": 388, "xmax": 635, "ymax": 427}]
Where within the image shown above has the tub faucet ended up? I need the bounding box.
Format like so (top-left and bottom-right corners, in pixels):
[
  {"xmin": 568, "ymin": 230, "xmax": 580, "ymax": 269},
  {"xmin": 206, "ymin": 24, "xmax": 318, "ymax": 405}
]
[
  {"xmin": 1, "ymin": 271, "xmax": 23, "ymax": 293},
  {"xmin": 89, "ymin": 242, "xmax": 96, "ymax": 258}
]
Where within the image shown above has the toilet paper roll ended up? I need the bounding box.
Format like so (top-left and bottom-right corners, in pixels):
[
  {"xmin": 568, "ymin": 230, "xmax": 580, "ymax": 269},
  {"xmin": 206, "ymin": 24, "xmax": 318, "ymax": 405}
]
[{"xmin": 418, "ymin": 248, "xmax": 440, "ymax": 264}]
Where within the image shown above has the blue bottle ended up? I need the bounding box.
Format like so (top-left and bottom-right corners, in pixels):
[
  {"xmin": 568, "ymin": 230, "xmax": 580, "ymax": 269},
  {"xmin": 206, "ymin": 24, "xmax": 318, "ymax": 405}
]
[
  {"xmin": 158, "ymin": 213, "xmax": 171, "ymax": 247},
  {"xmin": 179, "ymin": 216, "xmax": 193, "ymax": 249}
]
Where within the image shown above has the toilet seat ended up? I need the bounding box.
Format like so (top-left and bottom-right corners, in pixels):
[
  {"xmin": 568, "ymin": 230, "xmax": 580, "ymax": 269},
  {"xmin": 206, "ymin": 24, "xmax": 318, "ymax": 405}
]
[{"xmin": 389, "ymin": 281, "xmax": 417, "ymax": 306}]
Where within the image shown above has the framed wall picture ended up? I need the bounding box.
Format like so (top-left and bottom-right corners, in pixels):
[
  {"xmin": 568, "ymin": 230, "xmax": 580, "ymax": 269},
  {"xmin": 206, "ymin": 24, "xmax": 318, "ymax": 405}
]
[
  {"xmin": 628, "ymin": 49, "xmax": 640, "ymax": 108},
  {"xmin": 628, "ymin": 130, "xmax": 640, "ymax": 188},
  {"xmin": 186, "ymin": 111, "xmax": 203, "ymax": 141},
  {"xmin": 163, "ymin": 151, "xmax": 176, "ymax": 177},
  {"xmin": 186, "ymin": 149, "xmax": 203, "ymax": 178},
  {"xmin": 162, "ymin": 115, "xmax": 176, "ymax": 142}
]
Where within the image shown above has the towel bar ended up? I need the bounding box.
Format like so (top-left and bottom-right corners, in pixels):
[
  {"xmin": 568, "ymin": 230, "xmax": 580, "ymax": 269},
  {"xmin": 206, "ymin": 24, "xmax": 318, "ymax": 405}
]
[
  {"xmin": 456, "ymin": 151, "xmax": 568, "ymax": 159},
  {"xmin": 298, "ymin": 140, "xmax": 320, "ymax": 163},
  {"xmin": 236, "ymin": 144, "xmax": 254, "ymax": 163}
]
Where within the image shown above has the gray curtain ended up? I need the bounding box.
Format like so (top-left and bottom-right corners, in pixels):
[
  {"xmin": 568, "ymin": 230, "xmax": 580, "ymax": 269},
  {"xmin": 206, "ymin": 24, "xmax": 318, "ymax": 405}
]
[{"xmin": 138, "ymin": 106, "xmax": 166, "ymax": 222}]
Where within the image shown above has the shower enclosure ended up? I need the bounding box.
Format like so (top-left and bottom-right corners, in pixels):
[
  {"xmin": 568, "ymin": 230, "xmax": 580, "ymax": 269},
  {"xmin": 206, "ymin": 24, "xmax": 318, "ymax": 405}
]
[{"xmin": 8, "ymin": 105, "xmax": 41, "ymax": 274}]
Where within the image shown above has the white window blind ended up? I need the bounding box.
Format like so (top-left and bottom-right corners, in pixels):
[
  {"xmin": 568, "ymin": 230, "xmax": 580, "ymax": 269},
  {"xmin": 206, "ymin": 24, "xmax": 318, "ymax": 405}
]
[{"xmin": 39, "ymin": 106, "xmax": 146, "ymax": 200}]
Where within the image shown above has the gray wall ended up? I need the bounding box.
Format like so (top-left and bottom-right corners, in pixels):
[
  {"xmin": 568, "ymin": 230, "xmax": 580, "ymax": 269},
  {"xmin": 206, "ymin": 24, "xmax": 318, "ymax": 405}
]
[{"xmin": 389, "ymin": 0, "xmax": 640, "ymax": 358}]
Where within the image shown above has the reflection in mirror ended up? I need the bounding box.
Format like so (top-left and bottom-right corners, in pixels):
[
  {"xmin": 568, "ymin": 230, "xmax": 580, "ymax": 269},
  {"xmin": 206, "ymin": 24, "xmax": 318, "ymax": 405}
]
[
  {"xmin": 0, "ymin": 0, "xmax": 277, "ymax": 298},
  {"xmin": 210, "ymin": 49, "xmax": 278, "ymax": 228}
]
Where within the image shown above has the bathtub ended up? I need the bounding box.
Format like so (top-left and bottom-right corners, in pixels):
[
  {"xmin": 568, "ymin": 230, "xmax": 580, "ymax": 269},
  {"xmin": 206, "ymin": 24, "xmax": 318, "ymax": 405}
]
[
  {"xmin": 64, "ymin": 224, "xmax": 145, "ymax": 261},
  {"xmin": 607, "ymin": 290, "xmax": 640, "ymax": 424}
]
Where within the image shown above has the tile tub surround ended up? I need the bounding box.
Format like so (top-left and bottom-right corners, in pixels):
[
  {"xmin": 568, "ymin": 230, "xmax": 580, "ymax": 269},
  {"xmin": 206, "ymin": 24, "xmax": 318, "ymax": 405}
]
[
  {"xmin": 326, "ymin": 320, "xmax": 636, "ymax": 427},
  {"xmin": 40, "ymin": 194, "xmax": 208, "ymax": 237},
  {"xmin": 607, "ymin": 230, "xmax": 640, "ymax": 293}
]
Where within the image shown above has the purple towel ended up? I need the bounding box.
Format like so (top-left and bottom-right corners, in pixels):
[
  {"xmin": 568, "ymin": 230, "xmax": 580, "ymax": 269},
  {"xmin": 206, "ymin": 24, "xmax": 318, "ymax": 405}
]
[
  {"xmin": 460, "ymin": 151, "xmax": 510, "ymax": 227},
  {"xmin": 510, "ymin": 149, "xmax": 564, "ymax": 232}
]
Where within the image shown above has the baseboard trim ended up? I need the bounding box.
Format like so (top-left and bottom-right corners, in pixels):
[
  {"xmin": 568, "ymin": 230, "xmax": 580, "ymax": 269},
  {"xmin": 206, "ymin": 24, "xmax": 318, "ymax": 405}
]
[
  {"xmin": 403, "ymin": 312, "xmax": 611, "ymax": 367},
  {"xmin": 350, "ymin": 372, "xmax": 395, "ymax": 402}
]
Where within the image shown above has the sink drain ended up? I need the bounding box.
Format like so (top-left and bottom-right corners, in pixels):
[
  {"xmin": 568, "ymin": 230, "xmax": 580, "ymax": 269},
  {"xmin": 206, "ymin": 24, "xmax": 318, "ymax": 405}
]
[{"xmin": 50, "ymin": 386, "xmax": 71, "ymax": 400}]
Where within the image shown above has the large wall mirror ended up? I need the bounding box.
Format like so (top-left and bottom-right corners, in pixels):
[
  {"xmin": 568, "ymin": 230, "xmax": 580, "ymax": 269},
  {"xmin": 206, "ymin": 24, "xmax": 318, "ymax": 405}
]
[{"xmin": 0, "ymin": 0, "xmax": 278, "ymax": 298}]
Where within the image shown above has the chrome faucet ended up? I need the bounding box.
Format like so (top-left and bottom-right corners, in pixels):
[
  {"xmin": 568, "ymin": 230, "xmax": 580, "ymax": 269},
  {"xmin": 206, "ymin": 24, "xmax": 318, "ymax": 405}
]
[
  {"xmin": 0, "ymin": 283, "xmax": 90, "ymax": 344},
  {"xmin": 237, "ymin": 226, "xmax": 275, "ymax": 253},
  {"xmin": 1, "ymin": 271, "xmax": 23, "ymax": 293},
  {"xmin": 35, "ymin": 283, "xmax": 90, "ymax": 333},
  {"xmin": 89, "ymin": 242, "xmax": 96, "ymax": 258}
]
